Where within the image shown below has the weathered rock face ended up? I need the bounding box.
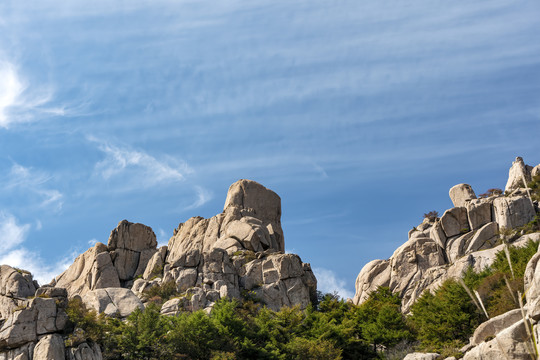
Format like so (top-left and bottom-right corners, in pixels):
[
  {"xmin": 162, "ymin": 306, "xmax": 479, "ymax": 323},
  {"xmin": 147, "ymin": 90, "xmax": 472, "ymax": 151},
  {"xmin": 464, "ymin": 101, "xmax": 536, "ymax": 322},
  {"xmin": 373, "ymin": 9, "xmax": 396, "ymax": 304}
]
[
  {"xmin": 0, "ymin": 266, "xmax": 39, "ymax": 320},
  {"xmin": 48, "ymin": 179, "xmax": 315, "ymax": 315},
  {"xmin": 449, "ymin": 183, "xmax": 476, "ymax": 208},
  {"xmin": 108, "ymin": 220, "xmax": 157, "ymax": 283},
  {"xmin": 82, "ymin": 288, "xmax": 144, "ymax": 318},
  {"xmin": 133, "ymin": 179, "xmax": 316, "ymax": 312},
  {"xmin": 353, "ymin": 259, "xmax": 391, "ymax": 305},
  {"xmin": 354, "ymin": 157, "xmax": 539, "ymax": 315},
  {"xmin": 66, "ymin": 342, "xmax": 102, "ymax": 360},
  {"xmin": 463, "ymin": 320, "xmax": 532, "ymax": 360},
  {"xmin": 53, "ymin": 220, "xmax": 159, "ymax": 298},
  {"xmin": 403, "ymin": 353, "xmax": 440, "ymax": 360},
  {"xmin": 471, "ymin": 309, "xmax": 522, "ymax": 346},
  {"xmin": 505, "ymin": 156, "xmax": 532, "ymax": 192},
  {"xmin": 0, "ymin": 266, "xmax": 38, "ymax": 299},
  {"xmin": 33, "ymin": 334, "xmax": 65, "ymax": 360},
  {"xmin": 53, "ymin": 243, "xmax": 120, "ymax": 298},
  {"xmin": 493, "ymin": 196, "xmax": 536, "ymax": 229}
]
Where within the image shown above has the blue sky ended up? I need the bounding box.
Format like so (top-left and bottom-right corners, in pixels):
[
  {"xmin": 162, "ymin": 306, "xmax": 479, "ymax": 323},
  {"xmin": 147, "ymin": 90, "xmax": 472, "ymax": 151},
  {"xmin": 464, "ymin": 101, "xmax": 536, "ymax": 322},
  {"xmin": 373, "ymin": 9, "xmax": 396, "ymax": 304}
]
[{"xmin": 0, "ymin": 0, "xmax": 539, "ymax": 298}]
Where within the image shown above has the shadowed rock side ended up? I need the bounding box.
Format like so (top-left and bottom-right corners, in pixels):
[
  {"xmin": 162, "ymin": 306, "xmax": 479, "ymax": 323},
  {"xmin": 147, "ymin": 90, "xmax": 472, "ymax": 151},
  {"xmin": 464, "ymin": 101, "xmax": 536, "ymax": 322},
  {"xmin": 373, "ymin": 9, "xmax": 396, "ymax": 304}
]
[{"xmin": 353, "ymin": 157, "xmax": 539, "ymax": 313}]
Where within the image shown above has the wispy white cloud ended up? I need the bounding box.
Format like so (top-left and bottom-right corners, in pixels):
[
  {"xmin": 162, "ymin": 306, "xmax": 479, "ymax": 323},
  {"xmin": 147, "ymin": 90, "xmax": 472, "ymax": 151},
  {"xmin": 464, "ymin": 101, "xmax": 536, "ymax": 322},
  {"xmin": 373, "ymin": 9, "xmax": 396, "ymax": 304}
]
[
  {"xmin": 0, "ymin": 212, "xmax": 30, "ymax": 253},
  {"xmin": 185, "ymin": 185, "xmax": 213, "ymax": 210},
  {"xmin": 89, "ymin": 136, "xmax": 193, "ymax": 189},
  {"xmin": 313, "ymin": 267, "xmax": 354, "ymax": 300},
  {"xmin": 0, "ymin": 62, "xmax": 25, "ymax": 128},
  {"xmin": 2, "ymin": 163, "xmax": 63, "ymax": 211},
  {"xmin": 0, "ymin": 212, "xmax": 70, "ymax": 284},
  {"xmin": 157, "ymin": 228, "xmax": 169, "ymax": 247},
  {"xmin": 0, "ymin": 60, "xmax": 64, "ymax": 129}
]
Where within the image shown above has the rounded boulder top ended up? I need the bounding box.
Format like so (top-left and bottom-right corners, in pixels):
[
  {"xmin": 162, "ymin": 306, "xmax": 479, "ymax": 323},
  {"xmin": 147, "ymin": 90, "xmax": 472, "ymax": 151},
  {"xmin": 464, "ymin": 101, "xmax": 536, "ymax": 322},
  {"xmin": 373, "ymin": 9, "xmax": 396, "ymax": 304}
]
[
  {"xmin": 449, "ymin": 183, "xmax": 476, "ymax": 208},
  {"xmin": 223, "ymin": 179, "xmax": 281, "ymax": 224}
]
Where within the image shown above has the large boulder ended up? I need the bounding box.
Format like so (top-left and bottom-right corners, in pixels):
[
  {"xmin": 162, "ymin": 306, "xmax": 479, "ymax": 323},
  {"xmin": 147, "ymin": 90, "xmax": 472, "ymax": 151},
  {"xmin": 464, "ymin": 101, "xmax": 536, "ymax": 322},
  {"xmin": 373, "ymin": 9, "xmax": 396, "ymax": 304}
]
[
  {"xmin": 440, "ymin": 207, "xmax": 470, "ymax": 238},
  {"xmin": 463, "ymin": 320, "xmax": 532, "ymax": 360},
  {"xmin": 108, "ymin": 220, "xmax": 158, "ymax": 282},
  {"xmin": 505, "ymin": 157, "xmax": 532, "ymax": 192},
  {"xmin": 449, "ymin": 184, "xmax": 476, "ymax": 208},
  {"xmin": 66, "ymin": 342, "xmax": 103, "ymax": 360},
  {"xmin": 466, "ymin": 198, "xmax": 494, "ymax": 230},
  {"xmin": 493, "ymin": 196, "xmax": 535, "ymax": 229},
  {"xmin": 33, "ymin": 334, "xmax": 65, "ymax": 360},
  {"xmin": 352, "ymin": 259, "xmax": 391, "ymax": 305},
  {"xmin": 53, "ymin": 243, "xmax": 120, "ymax": 298},
  {"xmin": 82, "ymin": 288, "xmax": 144, "ymax": 318},
  {"xmin": 0, "ymin": 266, "xmax": 38, "ymax": 298},
  {"xmin": 471, "ymin": 308, "xmax": 522, "ymax": 345}
]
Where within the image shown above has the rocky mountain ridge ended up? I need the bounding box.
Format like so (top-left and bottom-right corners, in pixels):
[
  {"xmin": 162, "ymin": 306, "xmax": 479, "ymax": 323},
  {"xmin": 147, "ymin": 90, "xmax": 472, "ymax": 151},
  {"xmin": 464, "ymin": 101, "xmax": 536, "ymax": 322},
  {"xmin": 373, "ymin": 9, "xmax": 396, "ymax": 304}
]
[
  {"xmin": 354, "ymin": 157, "xmax": 540, "ymax": 359},
  {"xmin": 0, "ymin": 179, "xmax": 316, "ymax": 360}
]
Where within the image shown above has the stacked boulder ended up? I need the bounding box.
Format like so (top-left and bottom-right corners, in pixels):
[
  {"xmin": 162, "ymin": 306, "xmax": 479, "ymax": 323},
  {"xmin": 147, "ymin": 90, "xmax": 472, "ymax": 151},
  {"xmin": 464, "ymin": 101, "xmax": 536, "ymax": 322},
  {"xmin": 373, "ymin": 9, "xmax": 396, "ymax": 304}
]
[
  {"xmin": 354, "ymin": 157, "xmax": 539, "ymax": 312},
  {"xmin": 354, "ymin": 157, "xmax": 540, "ymax": 359},
  {"xmin": 0, "ymin": 179, "xmax": 316, "ymax": 359},
  {"xmin": 51, "ymin": 179, "xmax": 316, "ymax": 315},
  {"xmin": 134, "ymin": 179, "xmax": 317, "ymax": 313},
  {"xmin": 0, "ymin": 266, "xmax": 101, "ymax": 360}
]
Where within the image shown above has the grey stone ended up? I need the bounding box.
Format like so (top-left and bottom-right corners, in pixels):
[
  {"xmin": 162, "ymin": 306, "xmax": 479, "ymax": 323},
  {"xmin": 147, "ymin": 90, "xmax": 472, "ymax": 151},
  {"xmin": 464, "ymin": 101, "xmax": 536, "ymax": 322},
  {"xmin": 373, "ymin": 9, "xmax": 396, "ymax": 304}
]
[
  {"xmin": 493, "ymin": 196, "xmax": 535, "ymax": 229},
  {"xmin": 441, "ymin": 207, "xmax": 470, "ymax": 238},
  {"xmin": 33, "ymin": 334, "xmax": 65, "ymax": 360},
  {"xmin": 82, "ymin": 288, "xmax": 143, "ymax": 318},
  {"xmin": 449, "ymin": 183, "xmax": 476, "ymax": 207},
  {"xmin": 471, "ymin": 308, "xmax": 522, "ymax": 345}
]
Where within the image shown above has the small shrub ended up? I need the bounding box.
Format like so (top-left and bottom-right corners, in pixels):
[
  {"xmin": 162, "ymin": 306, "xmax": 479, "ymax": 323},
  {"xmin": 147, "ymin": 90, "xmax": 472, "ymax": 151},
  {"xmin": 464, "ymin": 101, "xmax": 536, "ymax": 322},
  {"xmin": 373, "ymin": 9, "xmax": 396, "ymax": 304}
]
[
  {"xmin": 423, "ymin": 211, "xmax": 439, "ymax": 222},
  {"xmin": 479, "ymin": 188, "xmax": 503, "ymax": 198},
  {"xmin": 142, "ymin": 281, "xmax": 179, "ymax": 304},
  {"xmin": 528, "ymin": 174, "xmax": 540, "ymax": 202}
]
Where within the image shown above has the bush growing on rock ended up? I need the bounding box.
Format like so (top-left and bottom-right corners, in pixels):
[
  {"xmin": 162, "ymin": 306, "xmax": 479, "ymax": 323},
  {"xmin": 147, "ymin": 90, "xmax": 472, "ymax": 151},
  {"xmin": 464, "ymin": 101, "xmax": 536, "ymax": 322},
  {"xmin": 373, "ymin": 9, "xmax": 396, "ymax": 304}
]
[{"xmin": 423, "ymin": 211, "xmax": 439, "ymax": 221}]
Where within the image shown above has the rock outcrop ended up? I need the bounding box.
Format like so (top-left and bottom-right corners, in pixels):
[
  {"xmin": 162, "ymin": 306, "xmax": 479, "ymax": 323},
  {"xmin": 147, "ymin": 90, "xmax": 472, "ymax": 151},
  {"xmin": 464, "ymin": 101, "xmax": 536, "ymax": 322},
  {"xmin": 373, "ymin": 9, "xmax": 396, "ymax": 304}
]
[
  {"xmin": 354, "ymin": 158, "xmax": 539, "ymax": 313},
  {"xmin": 505, "ymin": 156, "xmax": 533, "ymax": 192},
  {"xmin": 136, "ymin": 179, "xmax": 316, "ymax": 312},
  {"xmin": 0, "ymin": 269, "xmax": 99, "ymax": 360},
  {"xmin": 0, "ymin": 179, "xmax": 317, "ymax": 359},
  {"xmin": 354, "ymin": 157, "xmax": 540, "ymax": 359},
  {"xmin": 53, "ymin": 179, "xmax": 316, "ymax": 313}
]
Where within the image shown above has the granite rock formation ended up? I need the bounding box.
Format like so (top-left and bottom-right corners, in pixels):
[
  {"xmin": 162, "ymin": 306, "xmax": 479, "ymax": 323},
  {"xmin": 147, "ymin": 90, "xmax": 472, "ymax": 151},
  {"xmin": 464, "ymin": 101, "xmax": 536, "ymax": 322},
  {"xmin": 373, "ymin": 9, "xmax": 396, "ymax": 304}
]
[
  {"xmin": 354, "ymin": 157, "xmax": 539, "ymax": 312},
  {"xmin": 354, "ymin": 157, "xmax": 540, "ymax": 359}
]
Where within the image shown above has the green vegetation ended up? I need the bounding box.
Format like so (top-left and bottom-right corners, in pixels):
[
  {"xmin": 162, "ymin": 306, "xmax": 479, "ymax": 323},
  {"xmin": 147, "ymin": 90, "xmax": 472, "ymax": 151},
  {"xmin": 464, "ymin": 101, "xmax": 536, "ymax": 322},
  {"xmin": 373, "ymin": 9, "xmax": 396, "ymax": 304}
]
[
  {"xmin": 410, "ymin": 239, "xmax": 538, "ymax": 356},
  {"xmin": 478, "ymin": 188, "xmax": 503, "ymax": 198},
  {"xmin": 63, "ymin": 240, "xmax": 539, "ymax": 359},
  {"xmin": 61, "ymin": 175, "xmax": 540, "ymax": 359},
  {"xmin": 65, "ymin": 287, "xmax": 413, "ymax": 359}
]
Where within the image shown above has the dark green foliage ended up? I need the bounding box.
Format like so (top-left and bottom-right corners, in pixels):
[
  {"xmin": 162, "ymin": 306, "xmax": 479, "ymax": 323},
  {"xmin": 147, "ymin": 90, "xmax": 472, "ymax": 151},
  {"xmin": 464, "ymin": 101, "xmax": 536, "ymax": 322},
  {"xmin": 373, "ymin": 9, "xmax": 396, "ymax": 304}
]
[
  {"xmin": 409, "ymin": 280, "xmax": 482, "ymax": 352},
  {"xmin": 141, "ymin": 280, "xmax": 179, "ymax": 304},
  {"xmin": 493, "ymin": 240, "xmax": 538, "ymax": 279},
  {"xmin": 412, "ymin": 239, "xmax": 540, "ymax": 354},
  {"xmin": 356, "ymin": 287, "xmax": 412, "ymax": 352},
  {"xmin": 529, "ymin": 174, "xmax": 540, "ymax": 202},
  {"xmin": 87, "ymin": 291, "xmax": 415, "ymax": 360},
  {"xmin": 65, "ymin": 297, "xmax": 107, "ymax": 344}
]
